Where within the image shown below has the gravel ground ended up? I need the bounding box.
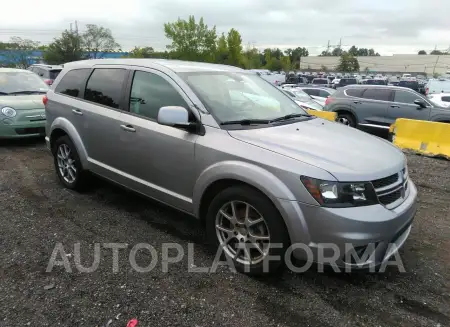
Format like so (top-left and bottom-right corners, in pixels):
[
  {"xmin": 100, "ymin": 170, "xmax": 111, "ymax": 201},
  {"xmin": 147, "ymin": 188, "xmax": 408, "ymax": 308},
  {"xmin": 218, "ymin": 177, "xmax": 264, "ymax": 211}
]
[{"xmin": 0, "ymin": 139, "xmax": 449, "ymax": 327}]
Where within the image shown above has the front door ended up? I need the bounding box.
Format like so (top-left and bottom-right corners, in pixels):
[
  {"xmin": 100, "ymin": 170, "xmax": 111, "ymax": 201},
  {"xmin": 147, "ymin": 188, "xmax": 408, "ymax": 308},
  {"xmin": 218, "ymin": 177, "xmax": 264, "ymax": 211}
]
[
  {"xmin": 388, "ymin": 90, "xmax": 431, "ymax": 122},
  {"xmin": 117, "ymin": 69, "xmax": 199, "ymax": 212}
]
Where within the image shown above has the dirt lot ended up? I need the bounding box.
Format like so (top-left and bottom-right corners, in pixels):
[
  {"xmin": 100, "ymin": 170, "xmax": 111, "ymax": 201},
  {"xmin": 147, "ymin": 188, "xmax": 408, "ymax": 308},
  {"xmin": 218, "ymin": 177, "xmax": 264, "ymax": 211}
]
[{"xmin": 0, "ymin": 139, "xmax": 449, "ymax": 327}]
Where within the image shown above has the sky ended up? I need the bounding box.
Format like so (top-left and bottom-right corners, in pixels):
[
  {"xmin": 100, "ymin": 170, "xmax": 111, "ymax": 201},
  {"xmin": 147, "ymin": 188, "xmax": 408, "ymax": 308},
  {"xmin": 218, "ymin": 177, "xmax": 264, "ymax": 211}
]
[{"xmin": 1, "ymin": 0, "xmax": 449, "ymax": 56}]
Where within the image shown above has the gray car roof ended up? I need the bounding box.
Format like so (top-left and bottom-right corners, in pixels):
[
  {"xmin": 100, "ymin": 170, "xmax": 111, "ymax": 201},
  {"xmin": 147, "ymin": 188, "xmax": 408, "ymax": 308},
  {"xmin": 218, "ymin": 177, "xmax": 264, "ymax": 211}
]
[
  {"xmin": 341, "ymin": 84, "xmax": 414, "ymax": 91},
  {"xmin": 63, "ymin": 59, "xmax": 245, "ymax": 73}
]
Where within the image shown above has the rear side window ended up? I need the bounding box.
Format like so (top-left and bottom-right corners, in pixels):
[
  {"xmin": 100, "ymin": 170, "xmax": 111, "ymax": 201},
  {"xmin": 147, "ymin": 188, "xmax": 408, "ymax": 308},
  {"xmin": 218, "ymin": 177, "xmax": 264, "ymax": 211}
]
[
  {"xmin": 362, "ymin": 88, "xmax": 392, "ymax": 101},
  {"xmin": 84, "ymin": 69, "xmax": 127, "ymax": 109},
  {"xmin": 55, "ymin": 68, "xmax": 91, "ymax": 98},
  {"xmin": 345, "ymin": 88, "xmax": 365, "ymax": 98},
  {"xmin": 441, "ymin": 96, "xmax": 450, "ymax": 102},
  {"xmin": 319, "ymin": 90, "xmax": 331, "ymax": 97},
  {"xmin": 129, "ymin": 71, "xmax": 188, "ymax": 120}
]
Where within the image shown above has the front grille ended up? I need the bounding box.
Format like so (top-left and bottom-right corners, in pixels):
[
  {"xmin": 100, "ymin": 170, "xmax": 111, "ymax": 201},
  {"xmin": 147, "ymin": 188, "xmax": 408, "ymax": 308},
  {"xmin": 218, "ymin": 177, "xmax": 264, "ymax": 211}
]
[
  {"xmin": 372, "ymin": 169, "xmax": 409, "ymax": 209},
  {"xmin": 372, "ymin": 173, "xmax": 399, "ymax": 189},
  {"xmin": 378, "ymin": 188, "xmax": 402, "ymax": 205},
  {"xmin": 15, "ymin": 127, "xmax": 45, "ymax": 135}
]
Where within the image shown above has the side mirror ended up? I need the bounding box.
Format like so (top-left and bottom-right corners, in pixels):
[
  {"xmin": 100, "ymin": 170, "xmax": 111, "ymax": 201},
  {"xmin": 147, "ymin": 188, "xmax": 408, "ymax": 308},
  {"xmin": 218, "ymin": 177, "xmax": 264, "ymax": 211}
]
[
  {"xmin": 413, "ymin": 99, "xmax": 427, "ymax": 108},
  {"xmin": 157, "ymin": 106, "xmax": 189, "ymax": 127}
]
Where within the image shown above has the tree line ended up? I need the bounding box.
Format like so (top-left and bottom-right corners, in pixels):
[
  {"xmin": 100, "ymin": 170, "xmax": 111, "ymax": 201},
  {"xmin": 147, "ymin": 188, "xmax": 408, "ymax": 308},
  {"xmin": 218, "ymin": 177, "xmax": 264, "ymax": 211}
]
[{"xmin": 1, "ymin": 15, "xmax": 389, "ymax": 72}]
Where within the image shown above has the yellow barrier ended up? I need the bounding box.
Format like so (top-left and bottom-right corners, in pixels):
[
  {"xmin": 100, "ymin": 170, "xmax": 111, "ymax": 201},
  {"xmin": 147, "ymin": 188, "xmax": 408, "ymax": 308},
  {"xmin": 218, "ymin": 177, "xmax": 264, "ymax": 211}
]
[
  {"xmin": 306, "ymin": 110, "xmax": 337, "ymax": 122},
  {"xmin": 391, "ymin": 118, "xmax": 450, "ymax": 159}
]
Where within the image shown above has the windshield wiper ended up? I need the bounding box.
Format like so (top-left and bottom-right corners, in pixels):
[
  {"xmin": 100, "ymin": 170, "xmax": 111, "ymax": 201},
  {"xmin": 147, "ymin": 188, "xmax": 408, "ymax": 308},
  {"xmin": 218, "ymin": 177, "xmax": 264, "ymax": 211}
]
[
  {"xmin": 7, "ymin": 90, "xmax": 47, "ymax": 95},
  {"xmin": 220, "ymin": 118, "xmax": 271, "ymax": 126},
  {"xmin": 270, "ymin": 113, "xmax": 312, "ymax": 123}
]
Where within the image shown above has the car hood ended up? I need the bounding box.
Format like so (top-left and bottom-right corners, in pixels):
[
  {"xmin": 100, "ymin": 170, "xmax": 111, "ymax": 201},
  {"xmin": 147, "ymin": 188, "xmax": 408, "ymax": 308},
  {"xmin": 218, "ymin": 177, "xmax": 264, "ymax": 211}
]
[
  {"xmin": 228, "ymin": 118, "xmax": 405, "ymax": 181},
  {"xmin": 0, "ymin": 95, "xmax": 45, "ymax": 110}
]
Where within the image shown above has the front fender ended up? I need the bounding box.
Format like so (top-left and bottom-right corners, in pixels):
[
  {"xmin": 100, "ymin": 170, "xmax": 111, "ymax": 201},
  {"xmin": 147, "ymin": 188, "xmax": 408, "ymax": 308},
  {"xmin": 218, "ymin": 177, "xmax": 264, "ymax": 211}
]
[
  {"xmin": 193, "ymin": 160, "xmax": 311, "ymax": 244},
  {"xmin": 50, "ymin": 117, "xmax": 88, "ymax": 168}
]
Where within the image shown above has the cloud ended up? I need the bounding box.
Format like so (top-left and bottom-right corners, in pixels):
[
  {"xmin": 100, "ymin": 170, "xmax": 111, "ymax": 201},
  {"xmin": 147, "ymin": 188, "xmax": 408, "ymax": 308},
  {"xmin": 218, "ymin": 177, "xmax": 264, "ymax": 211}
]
[{"xmin": 1, "ymin": 0, "xmax": 449, "ymax": 55}]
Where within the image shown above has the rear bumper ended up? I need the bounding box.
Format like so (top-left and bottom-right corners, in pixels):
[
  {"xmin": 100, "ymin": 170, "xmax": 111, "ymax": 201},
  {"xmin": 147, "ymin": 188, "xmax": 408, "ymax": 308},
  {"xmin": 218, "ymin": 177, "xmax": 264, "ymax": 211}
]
[{"xmin": 0, "ymin": 119, "xmax": 46, "ymax": 139}]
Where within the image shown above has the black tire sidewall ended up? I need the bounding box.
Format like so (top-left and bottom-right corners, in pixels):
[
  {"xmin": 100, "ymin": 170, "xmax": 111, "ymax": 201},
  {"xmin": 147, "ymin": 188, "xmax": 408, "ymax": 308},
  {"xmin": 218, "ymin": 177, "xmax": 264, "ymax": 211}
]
[
  {"xmin": 338, "ymin": 113, "xmax": 356, "ymax": 127},
  {"xmin": 205, "ymin": 185, "xmax": 290, "ymax": 275},
  {"xmin": 53, "ymin": 136, "xmax": 85, "ymax": 190}
]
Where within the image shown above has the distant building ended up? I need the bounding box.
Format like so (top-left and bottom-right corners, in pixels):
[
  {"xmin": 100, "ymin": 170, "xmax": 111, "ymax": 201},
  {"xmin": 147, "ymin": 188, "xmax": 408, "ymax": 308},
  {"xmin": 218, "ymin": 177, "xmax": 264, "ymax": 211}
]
[{"xmin": 299, "ymin": 54, "xmax": 450, "ymax": 75}]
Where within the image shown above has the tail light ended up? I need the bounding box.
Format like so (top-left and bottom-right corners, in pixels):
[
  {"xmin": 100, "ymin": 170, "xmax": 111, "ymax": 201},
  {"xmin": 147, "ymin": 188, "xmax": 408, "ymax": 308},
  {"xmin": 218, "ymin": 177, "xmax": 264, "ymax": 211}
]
[
  {"xmin": 325, "ymin": 97, "xmax": 334, "ymax": 106},
  {"xmin": 44, "ymin": 79, "xmax": 53, "ymax": 85},
  {"xmin": 425, "ymin": 87, "xmax": 429, "ymax": 95},
  {"xmin": 43, "ymin": 95, "xmax": 48, "ymax": 106}
]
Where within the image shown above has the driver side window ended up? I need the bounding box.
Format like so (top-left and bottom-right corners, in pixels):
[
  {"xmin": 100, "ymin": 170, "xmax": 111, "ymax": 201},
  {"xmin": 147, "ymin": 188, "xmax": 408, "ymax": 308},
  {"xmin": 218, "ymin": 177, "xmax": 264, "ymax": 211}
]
[
  {"xmin": 394, "ymin": 90, "xmax": 423, "ymax": 105},
  {"xmin": 129, "ymin": 71, "xmax": 188, "ymax": 121}
]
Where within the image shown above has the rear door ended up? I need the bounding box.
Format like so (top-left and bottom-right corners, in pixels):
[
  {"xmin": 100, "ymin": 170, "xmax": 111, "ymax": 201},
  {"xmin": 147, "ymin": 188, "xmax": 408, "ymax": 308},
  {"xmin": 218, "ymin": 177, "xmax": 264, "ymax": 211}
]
[
  {"xmin": 388, "ymin": 89, "xmax": 431, "ymax": 121},
  {"xmin": 357, "ymin": 88, "xmax": 393, "ymax": 128},
  {"xmin": 79, "ymin": 67, "xmax": 130, "ymax": 176}
]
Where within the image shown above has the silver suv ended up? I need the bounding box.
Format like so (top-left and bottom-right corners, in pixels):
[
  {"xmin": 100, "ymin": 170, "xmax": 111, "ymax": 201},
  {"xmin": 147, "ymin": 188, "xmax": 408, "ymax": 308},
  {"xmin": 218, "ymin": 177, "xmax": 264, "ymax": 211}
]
[{"xmin": 45, "ymin": 59, "xmax": 417, "ymax": 274}]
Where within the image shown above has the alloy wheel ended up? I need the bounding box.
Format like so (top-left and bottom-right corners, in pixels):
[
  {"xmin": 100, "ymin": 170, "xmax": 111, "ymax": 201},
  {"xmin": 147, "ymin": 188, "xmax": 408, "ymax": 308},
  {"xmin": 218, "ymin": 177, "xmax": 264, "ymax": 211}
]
[
  {"xmin": 215, "ymin": 201, "xmax": 271, "ymax": 265},
  {"xmin": 56, "ymin": 144, "xmax": 77, "ymax": 184},
  {"xmin": 338, "ymin": 117, "xmax": 351, "ymax": 125}
]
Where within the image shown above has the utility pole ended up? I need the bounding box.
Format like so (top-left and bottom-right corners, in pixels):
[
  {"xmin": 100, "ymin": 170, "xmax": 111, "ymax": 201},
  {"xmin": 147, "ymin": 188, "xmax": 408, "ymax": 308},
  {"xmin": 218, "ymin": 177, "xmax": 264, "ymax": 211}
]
[
  {"xmin": 432, "ymin": 55, "xmax": 440, "ymax": 76},
  {"xmin": 325, "ymin": 40, "xmax": 330, "ymax": 55},
  {"xmin": 70, "ymin": 23, "xmax": 73, "ymax": 32},
  {"xmin": 75, "ymin": 20, "xmax": 79, "ymax": 35}
]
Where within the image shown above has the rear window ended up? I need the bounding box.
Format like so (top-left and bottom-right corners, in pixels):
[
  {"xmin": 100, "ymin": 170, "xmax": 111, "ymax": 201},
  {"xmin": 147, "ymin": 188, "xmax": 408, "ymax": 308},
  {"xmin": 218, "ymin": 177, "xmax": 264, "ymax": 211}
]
[
  {"xmin": 84, "ymin": 68, "xmax": 127, "ymax": 109},
  {"xmin": 340, "ymin": 78, "xmax": 357, "ymax": 85},
  {"xmin": 49, "ymin": 69, "xmax": 62, "ymax": 80},
  {"xmin": 366, "ymin": 79, "xmax": 386, "ymax": 85},
  {"xmin": 312, "ymin": 79, "xmax": 328, "ymax": 84},
  {"xmin": 362, "ymin": 88, "xmax": 392, "ymax": 101},
  {"xmin": 442, "ymin": 96, "xmax": 450, "ymax": 102},
  {"xmin": 398, "ymin": 81, "xmax": 419, "ymax": 89},
  {"xmin": 345, "ymin": 88, "xmax": 365, "ymax": 98},
  {"xmin": 55, "ymin": 69, "xmax": 91, "ymax": 98}
]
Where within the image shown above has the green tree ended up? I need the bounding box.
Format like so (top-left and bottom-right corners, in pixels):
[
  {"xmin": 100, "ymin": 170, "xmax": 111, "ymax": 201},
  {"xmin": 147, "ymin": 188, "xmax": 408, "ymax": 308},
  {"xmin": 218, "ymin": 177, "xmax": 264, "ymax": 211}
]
[
  {"xmin": 320, "ymin": 65, "xmax": 328, "ymax": 72},
  {"xmin": 126, "ymin": 46, "xmax": 155, "ymax": 58},
  {"xmin": 226, "ymin": 28, "xmax": 243, "ymax": 67},
  {"xmin": 242, "ymin": 47, "xmax": 261, "ymax": 69},
  {"xmin": 164, "ymin": 16, "xmax": 217, "ymax": 62},
  {"xmin": 215, "ymin": 33, "xmax": 229, "ymax": 64},
  {"xmin": 280, "ymin": 56, "xmax": 292, "ymax": 71},
  {"xmin": 43, "ymin": 30, "xmax": 84, "ymax": 65},
  {"xmin": 291, "ymin": 47, "xmax": 308, "ymax": 69},
  {"xmin": 348, "ymin": 46, "xmax": 359, "ymax": 56},
  {"xmin": 418, "ymin": 50, "xmax": 427, "ymax": 55},
  {"xmin": 82, "ymin": 24, "xmax": 120, "ymax": 59},
  {"xmin": 332, "ymin": 47, "xmax": 343, "ymax": 56},
  {"xmin": 337, "ymin": 52, "xmax": 360, "ymax": 72},
  {"xmin": 4, "ymin": 37, "xmax": 40, "ymax": 68},
  {"xmin": 430, "ymin": 49, "xmax": 444, "ymax": 55}
]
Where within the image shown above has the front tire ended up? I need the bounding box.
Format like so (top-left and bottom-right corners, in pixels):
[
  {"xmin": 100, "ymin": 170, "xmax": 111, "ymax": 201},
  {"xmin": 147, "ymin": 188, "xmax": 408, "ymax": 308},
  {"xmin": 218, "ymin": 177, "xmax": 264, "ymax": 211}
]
[
  {"xmin": 336, "ymin": 112, "xmax": 356, "ymax": 127},
  {"xmin": 206, "ymin": 185, "xmax": 290, "ymax": 275},
  {"xmin": 53, "ymin": 135, "xmax": 89, "ymax": 191}
]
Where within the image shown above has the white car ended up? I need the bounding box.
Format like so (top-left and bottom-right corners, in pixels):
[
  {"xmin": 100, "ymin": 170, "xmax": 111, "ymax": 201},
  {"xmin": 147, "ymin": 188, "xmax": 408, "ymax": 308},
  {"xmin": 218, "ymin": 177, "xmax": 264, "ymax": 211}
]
[
  {"xmin": 279, "ymin": 86, "xmax": 324, "ymax": 111},
  {"xmin": 428, "ymin": 93, "xmax": 450, "ymax": 108},
  {"xmin": 298, "ymin": 87, "xmax": 336, "ymax": 106}
]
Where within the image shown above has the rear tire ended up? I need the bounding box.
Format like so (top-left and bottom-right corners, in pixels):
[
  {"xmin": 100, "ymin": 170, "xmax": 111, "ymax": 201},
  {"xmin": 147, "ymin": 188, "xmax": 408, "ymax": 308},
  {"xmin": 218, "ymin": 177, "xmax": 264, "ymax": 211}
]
[
  {"xmin": 53, "ymin": 135, "xmax": 89, "ymax": 191},
  {"xmin": 336, "ymin": 112, "xmax": 356, "ymax": 127},
  {"xmin": 205, "ymin": 185, "xmax": 290, "ymax": 275}
]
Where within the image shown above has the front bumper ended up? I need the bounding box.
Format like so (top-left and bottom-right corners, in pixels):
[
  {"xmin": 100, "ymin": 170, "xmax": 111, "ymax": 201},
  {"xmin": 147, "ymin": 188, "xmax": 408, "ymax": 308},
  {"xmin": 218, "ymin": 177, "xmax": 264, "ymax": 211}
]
[
  {"xmin": 280, "ymin": 180, "xmax": 418, "ymax": 269},
  {"xmin": 0, "ymin": 118, "xmax": 46, "ymax": 139}
]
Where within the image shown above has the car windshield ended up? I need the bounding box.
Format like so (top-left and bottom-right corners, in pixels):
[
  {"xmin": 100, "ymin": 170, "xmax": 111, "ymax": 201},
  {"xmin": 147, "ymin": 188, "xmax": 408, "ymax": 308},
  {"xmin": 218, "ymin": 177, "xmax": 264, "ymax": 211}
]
[
  {"xmin": 340, "ymin": 78, "xmax": 357, "ymax": 85},
  {"xmin": 0, "ymin": 71, "xmax": 49, "ymax": 95},
  {"xmin": 179, "ymin": 72, "xmax": 308, "ymax": 123}
]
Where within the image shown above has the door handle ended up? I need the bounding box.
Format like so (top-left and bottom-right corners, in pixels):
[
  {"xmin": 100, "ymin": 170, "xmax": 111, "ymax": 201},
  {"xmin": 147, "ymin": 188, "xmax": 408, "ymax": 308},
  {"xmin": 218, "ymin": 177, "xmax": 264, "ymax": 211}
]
[
  {"xmin": 390, "ymin": 105, "xmax": 400, "ymax": 108},
  {"xmin": 353, "ymin": 101, "xmax": 362, "ymax": 104},
  {"xmin": 120, "ymin": 124, "xmax": 136, "ymax": 132},
  {"xmin": 72, "ymin": 109, "xmax": 83, "ymax": 116}
]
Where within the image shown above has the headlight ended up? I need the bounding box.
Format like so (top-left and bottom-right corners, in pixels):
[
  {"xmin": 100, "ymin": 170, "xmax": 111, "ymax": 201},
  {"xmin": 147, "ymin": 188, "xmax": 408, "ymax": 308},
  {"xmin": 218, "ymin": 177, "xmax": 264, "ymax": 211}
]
[
  {"xmin": 1, "ymin": 107, "xmax": 16, "ymax": 118},
  {"xmin": 301, "ymin": 176, "xmax": 378, "ymax": 207}
]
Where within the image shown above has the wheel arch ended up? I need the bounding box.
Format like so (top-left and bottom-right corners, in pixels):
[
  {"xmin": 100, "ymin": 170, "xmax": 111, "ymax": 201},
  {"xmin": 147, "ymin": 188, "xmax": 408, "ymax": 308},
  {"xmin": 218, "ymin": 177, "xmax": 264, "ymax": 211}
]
[{"xmin": 49, "ymin": 117, "xmax": 88, "ymax": 168}]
